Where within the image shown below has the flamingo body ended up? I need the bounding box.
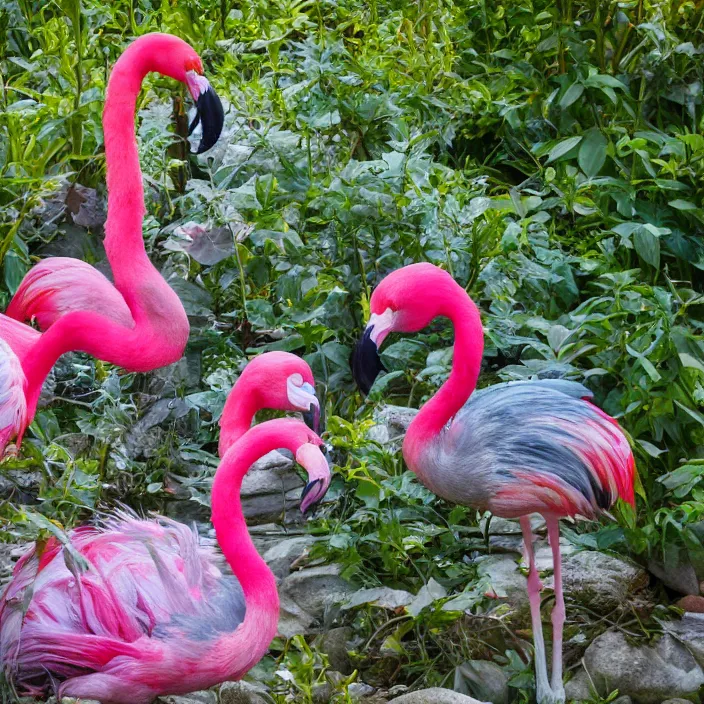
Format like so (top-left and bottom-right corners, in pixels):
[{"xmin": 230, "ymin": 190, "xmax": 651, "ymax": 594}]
[
  {"xmin": 7, "ymin": 258, "xmax": 133, "ymax": 331},
  {"xmin": 0, "ymin": 340, "xmax": 27, "ymax": 451},
  {"xmin": 352, "ymin": 262, "xmax": 636, "ymax": 704},
  {"xmin": 0, "ymin": 34, "xmax": 224, "ymax": 456},
  {"xmin": 415, "ymin": 379, "xmax": 634, "ymax": 520},
  {"xmin": 0, "ymin": 419, "xmax": 330, "ymax": 703},
  {"xmin": 1, "ymin": 513, "xmax": 246, "ymax": 699}
]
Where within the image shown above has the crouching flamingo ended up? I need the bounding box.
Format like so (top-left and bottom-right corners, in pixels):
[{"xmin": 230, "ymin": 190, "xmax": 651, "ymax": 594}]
[
  {"xmin": 351, "ymin": 263, "xmax": 635, "ymax": 704},
  {"xmin": 0, "ymin": 33, "xmax": 224, "ymax": 456},
  {"xmin": 0, "ymin": 417, "xmax": 330, "ymax": 702}
]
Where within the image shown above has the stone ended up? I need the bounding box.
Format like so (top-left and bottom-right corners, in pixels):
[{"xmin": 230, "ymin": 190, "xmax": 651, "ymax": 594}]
[
  {"xmin": 240, "ymin": 450, "xmax": 307, "ymax": 525},
  {"xmin": 348, "ymin": 682, "xmax": 375, "ymax": 699},
  {"xmin": 316, "ymin": 626, "xmax": 354, "ymax": 675},
  {"xmin": 454, "ymin": 660, "xmax": 509, "ymax": 704},
  {"xmin": 263, "ymin": 535, "xmax": 315, "ymax": 579},
  {"xmin": 648, "ymin": 556, "xmax": 700, "ymax": 596},
  {"xmin": 219, "ymin": 681, "xmax": 268, "ymax": 704},
  {"xmin": 312, "ymin": 682, "xmax": 334, "ymax": 703},
  {"xmin": 475, "ymin": 554, "xmax": 529, "ymax": 621},
  {"xmin": 279, "ymin": 564, "xmax": 352, "ymax": 621},
  {"xmin": 661, "ymin": 613, "xmax": 704, "ymax": 668},
  {"xmin": 581, "ymin": 630, "xmax": 704, "ymax": 703},
  {"xmin": 612, "ymin": 697, "xmax": 633, "ymax": 704},
  {"xmin": 60, "ymin": 699, "xmax": 101, "ymax": 704},
  {"xmin": 390, "ymin": 689, "xmax": 488, "ymax": 704},
  {"xmin": 277, "ymin": 591, "xmax": 315, "ymax": 638},
  {"xmin": 367, "ymin": 405, "xmax": 419, "ymax": 444},
  {"xmin": 564, "ymin": 668, "xmax": 594, "ymax": 702},
  {"xmin": 660, "ymin": 700, "xmax": 695, "ymax": 704},
  {"xmin": 676, "ymin": 595, "xmax": 704, "ymax": 613},
  {"xmin": 158, "ymin": 691, "xmax": 217, "ymax": 704},
  {"xmin": 544, "ymin": 551, "xmax": 648, "ymax": 613}
]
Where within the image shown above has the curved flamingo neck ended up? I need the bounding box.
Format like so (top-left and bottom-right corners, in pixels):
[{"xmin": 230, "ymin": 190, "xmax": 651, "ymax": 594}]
[
  {"xmin": 102, "ymin": 43, "xmax": 151, "ymax": 287},
  {"xmin": 218, "ymin": 378, "xmax": 260, "ymax": 457},
  {"xmin": 403, "ymin": 287, "xmax": 484, "ymax": 470},
  {"xmin": 210, "ymin": 422, "xmax": 290, "ymax": 675}
]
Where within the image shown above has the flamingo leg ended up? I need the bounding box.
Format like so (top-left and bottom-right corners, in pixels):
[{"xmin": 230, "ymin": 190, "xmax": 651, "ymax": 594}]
[
  {"xmin": 520, "ymin": 515, "xmax": 553, "ymax": 704},
  {"xmin": 546, "ymin": 515, "xmax": 566, "ymax": 703}
]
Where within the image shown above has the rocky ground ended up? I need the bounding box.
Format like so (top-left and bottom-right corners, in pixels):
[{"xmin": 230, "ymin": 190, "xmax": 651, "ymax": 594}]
[{"xmin": 2, "ymin": 405, "xmax": 704, "ymax": 703}]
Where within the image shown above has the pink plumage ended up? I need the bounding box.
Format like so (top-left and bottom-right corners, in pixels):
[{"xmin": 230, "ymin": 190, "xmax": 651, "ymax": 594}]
[
  {"xmin": 0, "ymin": 419, "xmax": 330, "ymax": 703},
  {"xmin": 0, "ymin": 33, "xmax": 225, "ymax": 457},
  {"xmin": 352, "ymin": 262, "xmax": 637, "ymax": 704}
]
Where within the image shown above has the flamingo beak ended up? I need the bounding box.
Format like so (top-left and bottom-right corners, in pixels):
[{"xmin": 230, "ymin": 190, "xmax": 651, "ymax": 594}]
[
  {"xmin": 186, "ymin": 70, "xmax": 224, "ymax": 154},
  {"xmin": 296, "ymin": 443, "xmax": 331, "ymax": 514},
  {"xmin": 351, "ymin": 309, "xmax": 394, "ymax": 395}
]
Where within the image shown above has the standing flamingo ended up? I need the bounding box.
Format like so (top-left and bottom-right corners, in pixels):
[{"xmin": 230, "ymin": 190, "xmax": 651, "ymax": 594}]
[
  {"xmin": 0, "ymin": 418, "xmax": 330, "ymax": 703},
  {"xmin": 218, "ymin": 351, "xmax": 321, "ymax": 456},
  {"xmin": 351, "ymin": 262, "xmax": 635, "ymax": 704},
  {"xmin": 0, "ymin": 33, "xmax": 224, "ymax": 456}
]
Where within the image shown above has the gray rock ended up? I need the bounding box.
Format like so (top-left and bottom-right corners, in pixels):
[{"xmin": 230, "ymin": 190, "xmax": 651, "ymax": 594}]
[
  {"xmin": 241, "ymin": 450, "xmax": 307, "ymax": 525},
  {"xmin": 544, "ymin": 551, "xmax": 648, "ymax": 613},
  {"xmin": 455, "ymin": 660, "xmax": 509, "ymax": 704},
  {"xmin": 564, "ymin": 668, "xmax": 594, "ymax": 702},
  {"xmin": 316, "ymin": 626, "xmax": 354, "ymax": 675},
  {"xmin": 263, "ymin": 535, "xmax": 315, "ymax": 579},
  {"xmin": 475, "ymin": 554, "xmax": 529, "ymax": 620},
  {"xmin": 277, "ymin": 591, "xmax": 315, "ymax": 638},
  {"xmin": 660, "ymin": 699, "xmax": 695, "ymax": 704},
  {"xmin": 348, "ymin": 682, "xmax": 376, "ymax": 699},
  {"xmin": 661, "ymin": 613, "xmax": 704, "ymax": 668},
  {"xmin": 60, "ymin": 699, "xmax": 101, "ymax": 704},
  {"xmin": 312, "ymin": 682, "xmax": 334, "ymax": 704},
  {"xmin": 648, "ymin": 556, "xmax": 700, "ymax": 596},
  {"xmin": 279, "ymin": 564, "xmax": 352, "ymax": 620},
  {"xmin": 367, "ymin": 405, "xmax": 418, "ymax": 444},
  {"xmin": 581, "ymin": 630, "xmax": 704, "ymax": 703},
  {"xmin": 612, "ymin": 696, "xmax": 633, "ymax": 704},
  {"xmin": 390, "ymin": 689, "xmax": 488, "ymax": 704},
  {"xmin": 158, "ymin": 691, "xmax": 217, "ymax": 704},
  {"xmin": 219, "ymin": 681, "xmax": 268, "ymax": 704}
]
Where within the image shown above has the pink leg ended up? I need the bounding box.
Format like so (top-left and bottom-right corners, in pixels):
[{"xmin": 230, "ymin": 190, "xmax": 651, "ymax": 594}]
[
  {"xmin": 546, "ymin": 515, "xmax": 566, "ymax": 702},
  {"xmin": 520, "ymin": 515, "xmax": 552, "ymax": 703}
]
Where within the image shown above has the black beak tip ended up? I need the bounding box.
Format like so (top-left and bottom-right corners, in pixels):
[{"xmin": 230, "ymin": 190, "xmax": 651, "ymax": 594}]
[
  {"xmin": 301, "ymin": 478, "xmax": 323, "ymax": 514},
  {"xmin": 191, "ymin": 86, "xmax": 224, "ymax": 154},
  {"xmin": 351, "ymin": 327, "xmax": 385, "ymax": 395}
]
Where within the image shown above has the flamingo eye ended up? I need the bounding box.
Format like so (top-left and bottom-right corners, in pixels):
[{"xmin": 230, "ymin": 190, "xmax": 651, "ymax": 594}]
[{"xmin": 289, "ymin": 373, "xmax": 303, "ymax": 387}]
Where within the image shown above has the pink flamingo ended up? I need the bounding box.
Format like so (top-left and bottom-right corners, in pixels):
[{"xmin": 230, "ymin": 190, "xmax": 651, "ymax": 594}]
[
  {"xmin": 218, "ymin": 350, "xmax": 321, "ymax": 456},
  {"xmin": 0, "ymin": 417, "xmax": 330, "ymax": 702},
  {"xmin": 351, "ymin": 262, "xmax": 635, "ymax": 704},
  {"xmin": 0, "ymin": 33, "xmax": 224, "ymax": 456}
]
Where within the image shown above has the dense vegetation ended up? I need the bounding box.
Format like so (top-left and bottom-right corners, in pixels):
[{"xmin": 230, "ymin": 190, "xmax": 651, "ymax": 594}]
[{"xmin": 2, "ymin": 0, "xmax": 704, "ymax": 701}]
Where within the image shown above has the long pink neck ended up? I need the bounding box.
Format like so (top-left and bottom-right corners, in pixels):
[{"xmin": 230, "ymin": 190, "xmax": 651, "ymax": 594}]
[
  {"xmin": 210, "ymin": 424, "xmax": 286, "ymax": 675},
  {"xmin": 403, "ymin": 287, "xmax": 484, "ymax": 470},
  {"xmin": 102, "ymin": 43, "xmax": 152, "ymax": 292},
  {"xmin": 218, "ymin": 380, "xmax": 260, "ymax": 457}
]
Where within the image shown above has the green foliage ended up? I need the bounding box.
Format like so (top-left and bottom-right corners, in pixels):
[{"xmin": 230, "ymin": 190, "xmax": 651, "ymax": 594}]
[{"xmin": 3, "ymin": 0, "xmax": 704, "ymax": 700}]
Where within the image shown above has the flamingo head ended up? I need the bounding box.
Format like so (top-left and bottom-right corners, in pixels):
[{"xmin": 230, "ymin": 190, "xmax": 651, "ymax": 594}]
[
  {"xmin": 279, "ymin": 420, "xmax": 330, "ymax": 514},
  {"xmin": 238, "ymin": 351, "xmax": 321, "ymax": 433},
  {"xmin": 352, "ymin": 263, "xmax": 461, "ymax": 394},
  {"xmin": 132, "ymin": 33, "xmax": 224, "ymax": 154}
]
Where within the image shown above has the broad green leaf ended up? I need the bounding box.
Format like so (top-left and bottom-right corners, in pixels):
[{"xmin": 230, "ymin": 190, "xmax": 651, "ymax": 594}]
[
  {"xmin": 578, "ymin": 129, "xmax": 608, "ymax": 178},
  {"xmin": 560, "ymin": 82, "xmax": 584, "ymax": 109},
  {"xmin": 633, "ymin": 227, "xmax": 660, "ymax": 269},
  {"xmin": 546, "ymin": 136, "xmax": 583, "ymax": 164}
]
